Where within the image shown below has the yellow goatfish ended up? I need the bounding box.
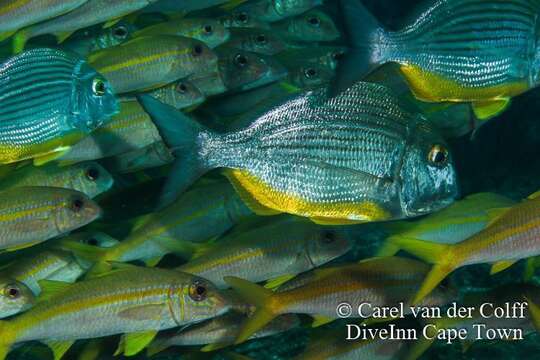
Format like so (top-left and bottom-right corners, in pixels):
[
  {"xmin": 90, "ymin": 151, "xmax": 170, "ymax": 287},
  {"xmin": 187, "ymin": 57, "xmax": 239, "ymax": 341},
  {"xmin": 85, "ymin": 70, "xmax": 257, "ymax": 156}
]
[
  {"xmin": 404, "ymin": 190, "xmax": 540, "ymax": 305},
  {"xmin": 0, "ymin": 266, "xmax": 229, "ymax": 360}
]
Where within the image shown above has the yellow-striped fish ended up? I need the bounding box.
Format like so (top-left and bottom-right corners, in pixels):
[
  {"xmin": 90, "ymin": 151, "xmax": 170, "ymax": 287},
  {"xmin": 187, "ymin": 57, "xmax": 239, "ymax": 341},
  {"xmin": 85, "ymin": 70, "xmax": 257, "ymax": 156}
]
[
  {"xmin": 0, "ymin": 266, "xmax": 230, "ymax": 359},
  {"xmin": 405, "ymin": 191, "xmax": 540, "ymax": 305},
  {"xmin": 88, "ymin": 36, "xmax": 217, "ymax": 94}
]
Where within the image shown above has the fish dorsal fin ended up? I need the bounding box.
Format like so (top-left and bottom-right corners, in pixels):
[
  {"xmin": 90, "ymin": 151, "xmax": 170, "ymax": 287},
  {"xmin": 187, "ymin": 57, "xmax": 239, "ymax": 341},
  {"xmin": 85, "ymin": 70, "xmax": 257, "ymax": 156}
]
[
  {"xmin": 264, "ymin": 274, "xmax": 296, "ymax": 290},
  {"xmin": 37, "ymin": 280, "xmax": 71, "ymax": 302},
  {"xmin": 115, "ymin": 330, "xmax": 159, "ymax": 357},
  {"xmin": 43, "ymin": 340, "xmax": 75, "ymax": 360}
]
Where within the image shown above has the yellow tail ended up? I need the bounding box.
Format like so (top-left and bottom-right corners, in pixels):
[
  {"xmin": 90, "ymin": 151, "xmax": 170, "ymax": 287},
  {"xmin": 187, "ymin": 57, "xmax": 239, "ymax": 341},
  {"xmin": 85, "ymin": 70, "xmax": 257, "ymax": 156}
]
[{"xmin": 224, "ymin": 276, "xmax": 278, "ymax": 345}]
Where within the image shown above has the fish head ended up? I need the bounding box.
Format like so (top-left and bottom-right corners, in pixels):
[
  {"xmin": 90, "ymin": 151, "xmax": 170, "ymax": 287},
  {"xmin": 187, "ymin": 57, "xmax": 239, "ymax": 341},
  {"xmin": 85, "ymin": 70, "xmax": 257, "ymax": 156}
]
[
  {"xmin": 398, "ymin": 120, "xmax": 459, "ymax": 218},
  {"xmin": 234, "ymin": 29, "xmax": 287, "ymax": 55},
  {"xmin": 175, "ymin": 276, "xmax": 230, "ymax": 323},
  {"xmin": 99, "ymin": 21, "xmax": 135, "ymax": 50},
  {"xmin": 290, "ymin": 63, "xmax": 334, "ymax": 89},
  {"xmin": 306, "ymin": 227, "xmax": 351, "ymax": 267},
  {"xmin": 170, "ymin": 80, "xmax": 205, "ymax": 109},
  {"xmin": 219, "ymin": 49, "xmax": 288, "ymax": 91},
  {"xmin": 0, "ymin": 278, "xmax": 35, "ymax": 318},
  {"xmin": 72, "ymin": 63, "xmax": 119, "ymax": 132},
  {"xmin": 184, "ymin": 39, "xmax": 219, "ymax": 74},
  {"xmin": 194, "ymin": 19, "xmax": 230, "ymax": 48},
  {"xmin": 220, "ymin": 10, "xmax": 270, "ymax": 29},
  {"xmin": 54, "ymin": 191, "xmax": 102, "ymax": 233},
  {"xmin": 286, "ymin": 9, "xmax": 340, "ymax": 42},
  {"xmin": 71, "ymin": 162, "xmax": 114, "ymax": 198}
]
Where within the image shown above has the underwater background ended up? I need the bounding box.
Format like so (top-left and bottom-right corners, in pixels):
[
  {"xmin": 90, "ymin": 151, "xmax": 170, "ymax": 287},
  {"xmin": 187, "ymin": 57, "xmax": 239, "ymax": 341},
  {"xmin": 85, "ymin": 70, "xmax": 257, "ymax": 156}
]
[{"xmin": 0, "ymin": 0, "xmax": 539, "ymax": 359}]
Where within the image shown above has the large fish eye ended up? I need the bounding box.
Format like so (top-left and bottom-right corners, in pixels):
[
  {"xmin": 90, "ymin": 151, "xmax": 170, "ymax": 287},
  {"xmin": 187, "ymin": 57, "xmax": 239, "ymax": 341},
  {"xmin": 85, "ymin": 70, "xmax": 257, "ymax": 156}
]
[
  {"xmin": 189, "ymin": 280, "xmax": 207, "ymax": 301},
  {"xmin": 85, "ymin": 167, "xmax": 100, "ymax": 181},
  {"xmin": 203, "ymin": 25, "xmax": 213, "ymax": 35},
  {"xmin": 235, "ymin": 12, "xmax": 249, "ymax": 24},
  {"xmin": 304, "ymin": 68, "xmax": 318, "ymax": 79},
  {"xmin": 308, "ymin": 17, "xmax": 321, "ymax": 27},
  {"xmin": 71, "ymin": 197, "xmax": 86, "ymax": 213},
  {"xmin": 234, "ymin": 54, "xmax": 249, "ymax": 68},
  {"xmin": 113, "ymin": 25, "xmax": 128, "ymax": 39},
  {"xmin": 176, "ymin": 82, "xmax": 188, "ymax": 93},
  {"xmin": 428, "ymin": 144, "xmax": 449, "ymax": 166},
  {"xmin": 92, "ymin": 78, "xmax": 106, "ymax": 96},
  {"xmin": 4, "ymin": 284, "xmax": 20, "ymax": 299},
  {"xmin": 83, "ymin": 237, "xmax": 99, "ymax": 246},
  {"xmin": 322, "ymin": 231, "xmax": 335, "ymax": 244}
]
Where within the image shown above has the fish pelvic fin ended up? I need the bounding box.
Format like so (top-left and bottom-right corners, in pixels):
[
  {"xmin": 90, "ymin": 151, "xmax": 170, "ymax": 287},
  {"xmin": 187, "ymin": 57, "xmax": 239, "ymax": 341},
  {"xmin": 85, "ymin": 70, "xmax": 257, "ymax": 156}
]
[
  {"xmin": 137, "ymin": 95, "xmax": 215, "ymax": 208},
  {"xmin": 224, "ymin": 276, "xmax": 278, "ymax": 345},
  {"xmin": 332, "ymin": 0, "xmax": 389, "ymax": 94}
]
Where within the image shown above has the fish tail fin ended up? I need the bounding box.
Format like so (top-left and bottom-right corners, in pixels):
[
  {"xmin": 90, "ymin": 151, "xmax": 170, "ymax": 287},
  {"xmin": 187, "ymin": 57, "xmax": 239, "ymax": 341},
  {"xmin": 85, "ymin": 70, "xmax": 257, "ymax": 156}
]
[
  {"xmin": 390, "ymin": 237, "xmax": 449, "ymax": 265},
  {"xmin": 224, "ymin": 276, "xmax": 278, "ymax": 345},
  {"xmin": 376, "ymin": 235, "xmax": 405, "ymax": 257},
  {"xmin": 12, "ymin": 29, "xmax": 30, "ymax": 54},
  {"xmin": 412, "ymin": 262, "xmax": 455, "ymax": 305},
  {"xmin": 333, "ymin": 0, "xmax": 389, "ymax": 94},
  {"xmin": 137, "ymin": 95, "xmax": 215, "ymax": 208}
]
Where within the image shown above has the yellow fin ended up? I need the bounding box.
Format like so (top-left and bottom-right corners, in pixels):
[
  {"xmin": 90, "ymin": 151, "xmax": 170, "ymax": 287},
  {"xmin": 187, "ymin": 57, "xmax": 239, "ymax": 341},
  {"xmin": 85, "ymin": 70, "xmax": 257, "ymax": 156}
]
[
  {"xmin": 43, "ymin": 340, "xmax": 75, "ymax": 360},
  {"xmin": 472, "ymin": 99, "xmax": 511, "ymax": 120},
  {"xmin": 524, "ymin": 257, "xmax": 537, "ymax": 281},
  {"xmin": 523, "ymin": 296, "xmax": 540, "ymax": 332},
  {"xmin": 152, "ymin": 236, "xmax": 196, "ymax": 259},
  {"xmin": 490, "ymin": 260, "xmax": 516, "ymax": 275},
  {"xmin": 279, "ymin": 81, "xmax": 301, "ymax": 94},
  {"xmin": 5, "ymin": 241, "xmax": 41, "ymax": 252},
  {"xmin": 310, "ymin": 217, "xmax": 365, "ymax": 225},
  {"xmin": 412, "ymin": 262, "xmax": 455, "ymax": 305},
  {"xmin": 0, "ymin": 31, "xmax": 15, "ymax": 42},
  {"xmin": 388, "ymin": 237, "xmax": 448, "ymax": 264},
  {"xmin": 103, "ymin": 18, "xmax": 122, "ymax": 29},
  {"xmin": 117, "ymin": 304, "xmax": 165, "ymax": 321},
  {"xmin": 143, "ymin": 256, "xmax": 163, "ymax": 267},
  {"xmin": 37, "ymin": 280, "xmax": 71, "ymax": 302},
  {"xmin": 223, "ymin": 169, "xmax": 281, "ymax": 216},
  {"xmin": 200, "ymin": 341, "xmax": 230, "ymax": 352},
  {"xmin": 311, "ymin": 315, "xmax": 334, "ymax": 328},
  {"xmin": 375, "ymin": 239, "xmax": 401, "ymax": 257},
  {"xmin": 485, "ymin": 207, "xmax": 511, "ymax": 226},
  {"xmin": 55, "ymin": 31, "xmax": 76, "ymax": 44},
  {"xmin": 115, "ymin": 331, "xmax": 159, "ymax": 357},
  {"xmin": 224, "ymin": 276, "xmax": 277, "ymax": 344},
  {"xmin": 264, "ymin": 274, "xmax": 296, "ymax": 290},
  {"xmin": 12, "ymin": 29, "xmax": 29, "ymax": 53},
  {"xmin": 221, "ymin": 0, "xmax": 248, "ymax": 11},
  {"xmin": 33, "ymin": 148, "xmax": 71, "ymax": 166},
  {"xmin": 527, "ymin": 190, "xmax": 540, "ymax": 200},
  {"xmin": 77, "ymin": 339, "xmax": 105, "ymax": 360}
]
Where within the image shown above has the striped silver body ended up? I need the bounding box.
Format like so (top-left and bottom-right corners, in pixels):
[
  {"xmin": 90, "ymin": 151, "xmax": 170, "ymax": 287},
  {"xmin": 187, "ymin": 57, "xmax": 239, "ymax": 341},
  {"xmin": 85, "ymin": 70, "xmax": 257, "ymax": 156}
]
[{"xmin": 384, "ymin": 0, "xmax": 540, "ymax": 89}]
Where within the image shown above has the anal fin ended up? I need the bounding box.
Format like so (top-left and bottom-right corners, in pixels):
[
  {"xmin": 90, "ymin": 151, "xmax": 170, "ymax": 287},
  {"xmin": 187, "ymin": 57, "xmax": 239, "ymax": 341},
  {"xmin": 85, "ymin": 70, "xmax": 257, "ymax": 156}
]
[{"xmin": 472, "ymin": 99, "xmax": 510, "ymax": 120}]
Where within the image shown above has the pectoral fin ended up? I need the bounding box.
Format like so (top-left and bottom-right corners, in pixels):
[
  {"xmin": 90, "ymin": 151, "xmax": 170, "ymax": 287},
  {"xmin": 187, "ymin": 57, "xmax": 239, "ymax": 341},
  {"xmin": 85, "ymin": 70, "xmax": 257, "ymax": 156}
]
[
  {"xmin": 115, "ymin": 331, "xmax": 159, "ymax": 357},
  {"xmin": 43, "ymin": 340, "xmax": 75, "ymax": 360},
  {"xmin": 264, "ymin": 274, "xmax": 296, "ymax": 290},
  {"xmin": 37, "ymin": 280, "xmax": 71, "ymax": 302},
  {"xmin": 490, "ymin": 260, "xmax": 516, "ymax": 275},
  {"xmin": 471, "ymin": 99, "xmax": 510, "ymax": 120}
]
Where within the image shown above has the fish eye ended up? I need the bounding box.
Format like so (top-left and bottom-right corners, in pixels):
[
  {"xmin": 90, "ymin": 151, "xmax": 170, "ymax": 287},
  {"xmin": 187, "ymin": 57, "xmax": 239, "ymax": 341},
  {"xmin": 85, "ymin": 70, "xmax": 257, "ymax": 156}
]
[
  {"xmin": 308, "ymin": 17, "xmax": 321, "ymax": 27},
  {"xmin": 304, "ymin": 68, "xmax": 318, "ymax": 78},
  {"xmin": 84, "ymin": 237, "xmax": 99, "ymax": 246},
  {"xmin": 192, "ymin": 44, "xmax": 204, "ymax": 57},
  {"xmin": 85, "ymin": 167, "xmax": 100, "ymax": 181},
  {"xmin": 256, "ymin": 34, "xmax": 267, "ymax": 44},
  {"xmin": 203, "ymin": 25, "xmax": 213, "ymax": 34},
  {"xmin": 189, "ymin": 280, "xmax": 207, "ymax": 301},
  {"xmin": 234, "ymin": 54, "xmax": 248, "ymax": 68},
  {"xmin": 176, "ymin": 82, "xmax": 188, "ymax": 93},
  {"xmin": 322, "ymin": 231, "xmax": 335, "ymax": 244},
  {"xmin": 428, "ymin": 144, "xmax": 449, "ymax": 166},
  {"xmin": 113, "ymin": 25, "xmax": 128, "ymax": 39},
  {"xmin": 235, "ymin": 12, "xmax": 249, "ymax": 24},
  {"xmin": 71, "ymin": 197, "xmax": 85, "ymax": 213},
  {"xmin": 92, "ymin": 78, "xmax": 106, "ymax": 96},
  {"xmin": 4, "ymin": 284, "xmax": 20, "ymax": 299}
]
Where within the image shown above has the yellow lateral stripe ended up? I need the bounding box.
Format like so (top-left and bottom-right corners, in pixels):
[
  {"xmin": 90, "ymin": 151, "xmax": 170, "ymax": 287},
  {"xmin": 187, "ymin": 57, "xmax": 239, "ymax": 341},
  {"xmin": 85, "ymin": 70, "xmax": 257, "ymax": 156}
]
[
  {"xmin": 0, "ymin": 0, "xmax": 31, "ymax": 17},
  {"xmin": 0, "ymin": 205, "xmax": 58, "ymax": 223},
  {"xmin": 94, "ymin": 49, "xmax": 190, "ymax": 74}
]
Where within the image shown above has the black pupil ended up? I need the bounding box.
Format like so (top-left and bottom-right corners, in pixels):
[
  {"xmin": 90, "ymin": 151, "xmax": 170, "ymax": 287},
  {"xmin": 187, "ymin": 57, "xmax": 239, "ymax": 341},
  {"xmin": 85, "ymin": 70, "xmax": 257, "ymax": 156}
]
[
  {"xmin": 95, "ymin": 81, "xmax": 105, "ymax": 93},
  {"xmin": 8, "ymin": 287, "xmax": 18, "ymax": 297},
  {"xmin": 306, "ymin": 68, "xmax": 317, "ymax": 77},
  {"xmin": 256, "ymin": 35, "xmax": 266, "ymax": 43},
  {"xmin": 309, "ymin": 17, "xmax": 320, "ymax": 25},
  {"xmin": 114, "ymin": 27, "xmax": 127, "ymax": 38},
  {"xmin": 434, "ymin": 150, "xmax": 446, "ymax": 163},
  {"xmin": 235, "ymin": 54, "xmax": 248, "ymax": 67},
  {"xmin": 87, "ymin": 238, "xmax": 98, "ymax": 246},
  {"xmin": 86, "ymin": 168, "xmax": 99, "ymax": 180},
  {"xmin": 177, "ymin": 83, "xmax": 187, "ymax": 93},
  {"xmin": 193, "ymin": 45, "xmax": 203, "ymax": 56},
  {"xmin": 72, "ymin": 199, "xmax": 84, "ymax": 211},
  {"xmin": 196, "ymin": 285, "xmax": 206, "ymax": 296},
  {"xmin": 237, "ymin": 13, "xmax": 248, "ymax": 23},
  {"xmin": 204, "ymin": 25, "xmax": 213, "ymax": 34}
]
